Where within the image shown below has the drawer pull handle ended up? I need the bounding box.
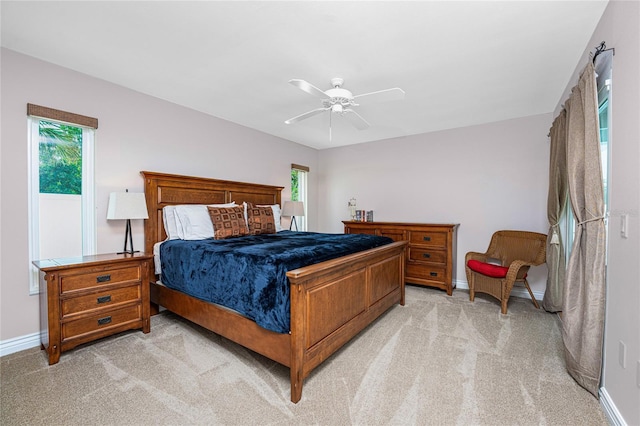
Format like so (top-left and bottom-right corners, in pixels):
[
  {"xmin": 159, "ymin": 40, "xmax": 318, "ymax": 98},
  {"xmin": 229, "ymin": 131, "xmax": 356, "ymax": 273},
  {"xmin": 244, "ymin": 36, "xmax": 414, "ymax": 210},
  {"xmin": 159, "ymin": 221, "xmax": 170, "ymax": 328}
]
[
  {"xmin": 97, "ymin": 295, "xmax": 112, "ymax": 304},
  {"xmin": 430, "ymin": 272, "xmax": 438, "ymax": 277},
  {"xmin": 97, "ymin": 316, "xmax": 112, "ymax": 325},
  {"xmin": 422, "ymin": 253, "xmax": 431, "ymax": 258},
  {"xmin": 423, "ymin": 236, "xmax": 431, "ymax": 241},
  {"xmin": 96, "ymin": 274, "xmax": 111, "ymax": 283}
]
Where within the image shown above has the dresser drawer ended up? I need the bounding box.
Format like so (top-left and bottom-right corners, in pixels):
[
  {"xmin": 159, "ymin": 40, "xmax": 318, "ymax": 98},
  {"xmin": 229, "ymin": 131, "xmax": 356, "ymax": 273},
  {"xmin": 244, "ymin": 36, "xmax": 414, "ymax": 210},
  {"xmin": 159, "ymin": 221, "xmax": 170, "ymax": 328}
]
[
  {"xmin": 379, "ymin": 229, "xmax": 406, "ymax": 242},
  {"xmin": 409, "ymin": 231, "xmax": 448, "ymax": 247},
  {"xmin": 343, "ymin": 222, "xmax": 457, "ymax": 296},
  {"xmin": 408, "ymin": 247, "xmax": 447, "ymax": 264},
  {"xmin": 350, "ymin": 228, "xmax": 377, "ymax": 236},
  {"xmin": 62, "ymin": 304, "xmax": 141, "ymax": 339},
  {"xmin": 60, "ymin": 265, "xmax": 141, "ymax": 293},
  {"xmin": 406, "ymin": 263, "xmax": 446, "ymax": 283},
  {"xmin": 61, "ymin": 285, "xmax": 141, "ymax": 317}
]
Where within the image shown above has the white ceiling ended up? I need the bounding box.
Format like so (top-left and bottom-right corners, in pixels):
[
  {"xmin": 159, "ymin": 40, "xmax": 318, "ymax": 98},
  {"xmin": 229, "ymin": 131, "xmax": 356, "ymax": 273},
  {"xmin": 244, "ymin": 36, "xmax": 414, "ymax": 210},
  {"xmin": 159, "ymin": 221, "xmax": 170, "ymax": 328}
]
[{"xmin": 1, "ymin": 1, "xmax": 608, "ymax": 150}]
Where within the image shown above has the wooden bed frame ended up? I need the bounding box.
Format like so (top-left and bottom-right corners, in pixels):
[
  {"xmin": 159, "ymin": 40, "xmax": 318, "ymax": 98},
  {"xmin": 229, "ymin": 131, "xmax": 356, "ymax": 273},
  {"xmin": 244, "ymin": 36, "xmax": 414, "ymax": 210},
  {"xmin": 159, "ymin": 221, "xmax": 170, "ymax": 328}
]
[{"xmin": 141, "ymin": 171, "xmax": 406, "ymax": 403}]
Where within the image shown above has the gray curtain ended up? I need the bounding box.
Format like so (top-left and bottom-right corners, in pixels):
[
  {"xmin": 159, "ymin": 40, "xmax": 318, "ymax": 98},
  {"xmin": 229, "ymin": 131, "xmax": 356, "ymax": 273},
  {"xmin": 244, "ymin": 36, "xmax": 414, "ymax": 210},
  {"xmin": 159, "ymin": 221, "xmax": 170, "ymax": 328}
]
[
  {"xmin": 542, "ymin": 111, "xmax": 567, "ymax": 312},
  {"xmin": 562, "ymin": 61, "xmax": 607, "ymax": 397}
]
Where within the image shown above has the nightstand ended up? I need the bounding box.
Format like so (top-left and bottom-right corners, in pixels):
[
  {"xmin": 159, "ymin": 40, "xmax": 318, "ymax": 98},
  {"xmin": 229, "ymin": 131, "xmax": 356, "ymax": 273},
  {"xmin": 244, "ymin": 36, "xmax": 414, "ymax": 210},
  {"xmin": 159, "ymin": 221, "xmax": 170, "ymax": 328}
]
[{"xmin": 33, "ymin": 252, "xmax": 152, "ymax": 365}]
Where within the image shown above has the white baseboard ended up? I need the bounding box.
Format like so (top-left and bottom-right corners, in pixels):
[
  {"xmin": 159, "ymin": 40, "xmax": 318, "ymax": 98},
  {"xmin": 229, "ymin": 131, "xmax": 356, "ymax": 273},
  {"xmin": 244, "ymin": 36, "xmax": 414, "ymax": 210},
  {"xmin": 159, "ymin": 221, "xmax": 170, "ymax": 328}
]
[
  {"xmin": 454, "ymin": 279, "xmax": 545, "ymax": 302},
  {"xmin": 600, "ymin": 387, "xmax": 627, "ymax": 426},
  {"xmin": 0, "ymin": 332, "xmax": 41, "ymax": 357}
]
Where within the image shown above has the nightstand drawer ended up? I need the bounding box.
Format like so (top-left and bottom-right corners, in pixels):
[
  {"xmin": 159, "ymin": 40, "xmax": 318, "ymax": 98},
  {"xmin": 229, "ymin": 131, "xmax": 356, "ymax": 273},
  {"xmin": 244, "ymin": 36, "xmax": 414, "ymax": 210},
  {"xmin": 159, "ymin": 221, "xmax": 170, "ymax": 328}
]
[
  {"xmin": 61, "ymin": 285, "xmax": 141, "ymax": 317},
  {"xmin": 408, "ymin": 247, "xmax": 447, "ymax": 264},
  {"xmin": 409, "ymin": 231, "xmax": 448, "ymax": 247},
  {"xmin": 62, "ymin": 305, "xmax": 141, "ymax": 339},
  {"xmin": 406, "ymin": 263, "xmax": 446, "ymax": 283},
  {"xmin": 60, "ymin": 265, "xmax": 141, "ymax": 293}
]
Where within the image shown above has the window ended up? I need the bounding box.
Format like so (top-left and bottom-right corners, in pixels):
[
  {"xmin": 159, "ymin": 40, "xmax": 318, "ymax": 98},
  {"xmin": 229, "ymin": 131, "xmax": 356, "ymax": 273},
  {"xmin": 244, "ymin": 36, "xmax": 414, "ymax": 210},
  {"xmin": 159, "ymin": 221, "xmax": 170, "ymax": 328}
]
[
  {"xmin": 597, "ymin": 82, "xmax": 611, "ymax": 213},
  {"xmin": 28, "ymin": 104, "xmax": 97, "ymax": 294},
  {"xmin": 596, "ymin": 53, "xmax": 612, "ymax": 263},
  {"xmin": 291, "ymin": 164, "xmax": 308, "ymax": 231},
  {"xmin": 561, "ymin": 54, "xmax": 612, "ymax": 263}
]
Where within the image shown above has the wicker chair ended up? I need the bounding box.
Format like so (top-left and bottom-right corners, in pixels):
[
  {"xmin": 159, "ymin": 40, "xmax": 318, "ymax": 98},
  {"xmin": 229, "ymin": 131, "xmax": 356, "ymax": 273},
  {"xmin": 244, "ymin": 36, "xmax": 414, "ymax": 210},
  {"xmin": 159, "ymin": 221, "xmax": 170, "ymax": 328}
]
[{"xmin": 465, "ymin": 230, "xmax": 547, "ymax": 314}]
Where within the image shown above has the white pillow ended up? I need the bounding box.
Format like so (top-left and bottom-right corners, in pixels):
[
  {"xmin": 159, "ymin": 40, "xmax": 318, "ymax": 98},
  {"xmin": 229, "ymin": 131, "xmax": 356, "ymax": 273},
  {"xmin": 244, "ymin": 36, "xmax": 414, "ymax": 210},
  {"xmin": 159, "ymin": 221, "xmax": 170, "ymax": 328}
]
[
  {"xmin": 258, "ymin": 204, "xmax": 283, "ymax": 232},
  {"xmin": 162, "ymin": 206, "xmax": 181, "ymax": 240},
  {"xmin": 173, "ymin": 203, "xmax": 236, "ymax": 240}
]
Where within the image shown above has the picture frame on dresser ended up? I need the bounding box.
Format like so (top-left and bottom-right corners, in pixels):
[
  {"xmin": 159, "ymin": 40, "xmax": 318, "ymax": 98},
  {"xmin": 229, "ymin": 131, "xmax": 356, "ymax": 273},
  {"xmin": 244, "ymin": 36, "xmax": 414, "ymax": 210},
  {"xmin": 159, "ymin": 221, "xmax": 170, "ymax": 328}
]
[{"xmin": 343, "ymin": 221, "xmax": 458, "ymax": 295}]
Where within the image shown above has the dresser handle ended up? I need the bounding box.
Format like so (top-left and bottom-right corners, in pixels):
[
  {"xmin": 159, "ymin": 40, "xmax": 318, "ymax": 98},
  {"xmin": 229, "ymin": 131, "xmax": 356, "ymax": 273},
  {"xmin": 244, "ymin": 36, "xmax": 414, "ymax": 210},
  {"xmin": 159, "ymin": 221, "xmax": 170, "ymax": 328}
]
[
  {"xmin": 423, "ymin": 236, "xmax": 431, "ymax": 241},
  {"xmin": 97, "ymin": 295, "xmax": 112, "ymax": 304},
  {"xmin": 97, "ymin": 316, "xmax": 112, "ymax": 325},
  {"xmin": 422, "ymin": 253, "xmax": 431, "ymax": 258},
  {"xmin": 96, "ymin": 274, "xmax": 111, "ymax": 283},
  {"xmin": 430, "ymin": 272, "xmax": 438, "ymax": 277}
]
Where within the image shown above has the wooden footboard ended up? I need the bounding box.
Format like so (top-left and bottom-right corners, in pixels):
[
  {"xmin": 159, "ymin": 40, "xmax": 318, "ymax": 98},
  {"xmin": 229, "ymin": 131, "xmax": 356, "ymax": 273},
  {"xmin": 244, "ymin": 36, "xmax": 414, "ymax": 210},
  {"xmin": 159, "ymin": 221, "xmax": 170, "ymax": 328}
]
[
  {"xmin": 142, "ymin": 171, "xmax": 407, "ymax": 402},
  {"xmin": 287, "ymin": 240, "xmax": 406, "ymax": 402},
  {"xmin": 150, "ymin": 240, "xmax": 406, "ymax": 402}
]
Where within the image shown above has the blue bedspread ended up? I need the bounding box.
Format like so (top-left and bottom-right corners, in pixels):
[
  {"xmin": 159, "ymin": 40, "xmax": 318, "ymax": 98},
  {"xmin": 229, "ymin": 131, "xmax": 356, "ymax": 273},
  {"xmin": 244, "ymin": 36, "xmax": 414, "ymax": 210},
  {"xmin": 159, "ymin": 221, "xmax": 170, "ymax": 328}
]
[{"xmin": 160, "ymin": 231, "xmax": 392, "ymax": 334}]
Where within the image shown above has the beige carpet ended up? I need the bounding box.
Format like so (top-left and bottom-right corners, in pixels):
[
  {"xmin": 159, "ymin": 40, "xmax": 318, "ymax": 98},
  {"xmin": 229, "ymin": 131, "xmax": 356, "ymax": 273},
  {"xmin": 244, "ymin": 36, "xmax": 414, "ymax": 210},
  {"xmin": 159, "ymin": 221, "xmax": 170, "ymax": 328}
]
[{"xmin": 1, "ymin": 286, "xmax": 607, "ymax": 425}]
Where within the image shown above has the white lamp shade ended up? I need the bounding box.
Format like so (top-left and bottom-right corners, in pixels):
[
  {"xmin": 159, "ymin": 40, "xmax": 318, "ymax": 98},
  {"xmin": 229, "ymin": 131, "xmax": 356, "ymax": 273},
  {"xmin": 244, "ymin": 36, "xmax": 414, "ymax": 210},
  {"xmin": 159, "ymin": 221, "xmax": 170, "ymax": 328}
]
[
  {"xmin": 282, "ymin": 201, "xmax": 305, "ymax": 217},
  {"xmin": 107, "ymin": 192, "xmax": 149, "ymax": 220}
]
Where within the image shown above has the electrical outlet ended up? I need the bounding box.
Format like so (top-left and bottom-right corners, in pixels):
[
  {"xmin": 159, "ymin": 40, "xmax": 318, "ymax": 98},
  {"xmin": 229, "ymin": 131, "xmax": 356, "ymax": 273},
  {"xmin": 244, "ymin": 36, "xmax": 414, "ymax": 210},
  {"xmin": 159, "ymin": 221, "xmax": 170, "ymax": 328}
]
[{"xmin": 619, "ymin": 341, "xmax": 627, "ymax": 368}]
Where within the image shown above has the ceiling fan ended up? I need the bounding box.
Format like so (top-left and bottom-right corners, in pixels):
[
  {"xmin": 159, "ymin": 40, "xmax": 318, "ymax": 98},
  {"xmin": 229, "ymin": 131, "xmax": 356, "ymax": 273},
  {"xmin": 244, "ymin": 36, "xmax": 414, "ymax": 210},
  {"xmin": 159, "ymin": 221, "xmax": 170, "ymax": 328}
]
[{"xmin": 285, "ymin": 77, "xmax": 405, "ymax": 140}]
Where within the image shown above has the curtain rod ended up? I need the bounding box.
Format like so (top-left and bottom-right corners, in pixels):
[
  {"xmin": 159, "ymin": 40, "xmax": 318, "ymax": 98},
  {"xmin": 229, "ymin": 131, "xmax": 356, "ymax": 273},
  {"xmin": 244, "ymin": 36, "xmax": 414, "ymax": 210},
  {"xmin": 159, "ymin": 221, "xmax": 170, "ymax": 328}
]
[
  {"xmin": 592, "ymin": 41, "xmax": 615, "ymax": 64},
  {"xmin": 547, "ymin": 41, "xmax": 614, "ymax": 138}
]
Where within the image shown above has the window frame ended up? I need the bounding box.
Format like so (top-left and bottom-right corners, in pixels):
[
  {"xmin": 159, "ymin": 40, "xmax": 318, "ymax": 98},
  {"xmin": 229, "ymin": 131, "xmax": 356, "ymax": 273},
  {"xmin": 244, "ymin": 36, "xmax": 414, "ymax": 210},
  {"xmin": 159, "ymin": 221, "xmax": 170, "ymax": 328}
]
[
  {"xmin": 27, "ymin": 105, "xmax": 97, "ymax": 295},
  {"xmin": 291, "ymin": 164, "xmax": 309, "ymax": 231}
]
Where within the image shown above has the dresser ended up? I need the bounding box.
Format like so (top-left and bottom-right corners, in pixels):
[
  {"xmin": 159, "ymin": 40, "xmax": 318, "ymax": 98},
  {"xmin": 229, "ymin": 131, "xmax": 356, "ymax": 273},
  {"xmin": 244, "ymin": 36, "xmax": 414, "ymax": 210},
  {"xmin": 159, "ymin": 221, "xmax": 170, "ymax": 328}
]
[
  {"xmin": 33, "ymin": 253, "xmax": 152, "ymax": 365},
  {"xmin": 343, "ymin": 221, "xmax": 458, "ymax": 295}
]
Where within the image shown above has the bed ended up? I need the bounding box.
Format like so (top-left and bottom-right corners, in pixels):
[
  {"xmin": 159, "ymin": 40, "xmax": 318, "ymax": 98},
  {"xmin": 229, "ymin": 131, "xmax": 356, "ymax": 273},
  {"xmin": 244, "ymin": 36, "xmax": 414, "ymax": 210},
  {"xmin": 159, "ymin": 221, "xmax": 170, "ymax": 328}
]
[{"xmin": 142, "ymin": 171, "xmax": 407, "ymax": 403}]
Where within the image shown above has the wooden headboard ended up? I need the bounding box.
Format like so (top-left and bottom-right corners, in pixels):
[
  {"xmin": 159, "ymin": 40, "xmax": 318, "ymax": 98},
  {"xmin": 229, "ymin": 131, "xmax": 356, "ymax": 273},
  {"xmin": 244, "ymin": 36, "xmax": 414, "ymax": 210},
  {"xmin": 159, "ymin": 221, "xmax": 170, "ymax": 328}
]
[{"xmin": 141, "ymin": 171, "xmax": 284, "ymax": 256}]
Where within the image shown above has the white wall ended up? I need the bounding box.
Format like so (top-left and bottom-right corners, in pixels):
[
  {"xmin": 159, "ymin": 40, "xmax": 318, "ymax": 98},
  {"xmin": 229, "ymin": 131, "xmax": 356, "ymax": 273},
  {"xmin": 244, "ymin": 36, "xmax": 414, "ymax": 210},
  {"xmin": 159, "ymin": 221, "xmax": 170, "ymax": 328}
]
[
  {"xmin": 555, "ymin": 1, "xmax": 639, "ymax": 424},
  {"xmin": 0, "ymin": 48, "xmax": 318, "ymax": 341},
  {"xmin": 318, "ymin": 114, "xmax": 551, "ymax": 294}
]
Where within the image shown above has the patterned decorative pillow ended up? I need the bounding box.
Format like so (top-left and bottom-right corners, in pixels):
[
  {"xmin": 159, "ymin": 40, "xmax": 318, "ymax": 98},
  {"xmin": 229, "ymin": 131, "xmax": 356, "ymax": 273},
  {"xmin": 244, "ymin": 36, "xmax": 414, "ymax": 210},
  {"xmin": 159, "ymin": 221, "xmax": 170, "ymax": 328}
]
[
  {"xmin": 247, "ymin": 203, "xmax": 276, "ymax": 235},
  {"xmin": 207, "ymin": 206, "xmax": 249, "ymax": 239}
]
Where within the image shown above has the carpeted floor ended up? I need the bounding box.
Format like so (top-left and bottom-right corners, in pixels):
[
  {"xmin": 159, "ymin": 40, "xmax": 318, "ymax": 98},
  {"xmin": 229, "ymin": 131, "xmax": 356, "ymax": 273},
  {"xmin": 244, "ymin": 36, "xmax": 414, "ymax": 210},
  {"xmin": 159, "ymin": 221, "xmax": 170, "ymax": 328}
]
[{"xmin": 1, "ymin": 286, "xmax": 607, "ymax": 425}]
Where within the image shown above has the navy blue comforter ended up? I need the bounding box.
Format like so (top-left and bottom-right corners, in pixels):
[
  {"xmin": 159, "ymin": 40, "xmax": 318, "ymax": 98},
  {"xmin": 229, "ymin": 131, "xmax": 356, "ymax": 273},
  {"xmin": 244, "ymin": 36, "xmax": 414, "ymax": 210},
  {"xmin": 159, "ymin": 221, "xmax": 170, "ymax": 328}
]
[{"xmin": 160, "ymin": 231, "xmax": 392, "ymax": 334}]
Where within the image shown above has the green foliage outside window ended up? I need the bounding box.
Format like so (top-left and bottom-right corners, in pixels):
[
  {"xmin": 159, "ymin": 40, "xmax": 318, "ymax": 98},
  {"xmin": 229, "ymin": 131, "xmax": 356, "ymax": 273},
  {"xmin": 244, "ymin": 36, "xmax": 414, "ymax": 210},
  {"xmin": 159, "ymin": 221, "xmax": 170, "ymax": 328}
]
[
  {"xmin": 39, "ymin": 121, "xmax": 82, "ymax": 194},
  {"xmin": 291, "ymin": 169, "xmax": 299, "ymax": 201}
]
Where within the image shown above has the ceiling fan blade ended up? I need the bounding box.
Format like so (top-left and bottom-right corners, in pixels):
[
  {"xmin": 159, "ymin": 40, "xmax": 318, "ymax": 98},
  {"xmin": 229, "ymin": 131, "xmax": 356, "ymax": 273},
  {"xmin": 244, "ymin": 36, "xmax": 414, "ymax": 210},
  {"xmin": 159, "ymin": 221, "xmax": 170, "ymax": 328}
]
[
  {"xmin": 343, "ymin": 109, "xmax": 371, "ymax": 130},
  {"xmin": 284, "ymin": 107, "xmax": 329, "ymax": 124},
  {"xmin": 353, "ymin": 87, "xmax": 405, "ymax": 105},
  {"xmin": 289, "ymin": 79, "xmax": 330, "ymax": 99}
]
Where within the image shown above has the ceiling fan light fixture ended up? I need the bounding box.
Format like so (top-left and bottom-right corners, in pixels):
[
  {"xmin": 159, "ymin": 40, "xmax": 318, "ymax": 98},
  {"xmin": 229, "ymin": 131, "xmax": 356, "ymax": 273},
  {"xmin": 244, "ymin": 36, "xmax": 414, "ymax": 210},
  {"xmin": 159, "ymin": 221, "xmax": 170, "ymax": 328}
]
[{"xmin": 285, "ymin": 77, "xmax": 404, "ymax": 139}]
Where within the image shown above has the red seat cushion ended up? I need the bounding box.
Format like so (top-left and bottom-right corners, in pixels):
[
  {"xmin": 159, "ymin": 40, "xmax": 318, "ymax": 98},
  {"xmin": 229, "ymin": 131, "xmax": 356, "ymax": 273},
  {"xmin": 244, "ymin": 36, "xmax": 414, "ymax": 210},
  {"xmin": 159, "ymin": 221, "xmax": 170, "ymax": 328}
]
[{"xmin": 467, "ymin": 259, "xmax": 509, "ymax": 278}]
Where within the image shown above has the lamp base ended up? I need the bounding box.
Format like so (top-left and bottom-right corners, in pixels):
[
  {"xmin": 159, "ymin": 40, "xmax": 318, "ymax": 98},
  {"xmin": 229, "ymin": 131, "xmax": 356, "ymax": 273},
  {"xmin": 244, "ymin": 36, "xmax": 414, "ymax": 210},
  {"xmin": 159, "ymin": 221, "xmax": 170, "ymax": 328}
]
[
  {"xmin": 120, "ymin": 219, "xmax": 139, "ymax": 255},
  {"xmin": 117, "ymin": 250, "xmax": 140, "ymax": 255}
]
